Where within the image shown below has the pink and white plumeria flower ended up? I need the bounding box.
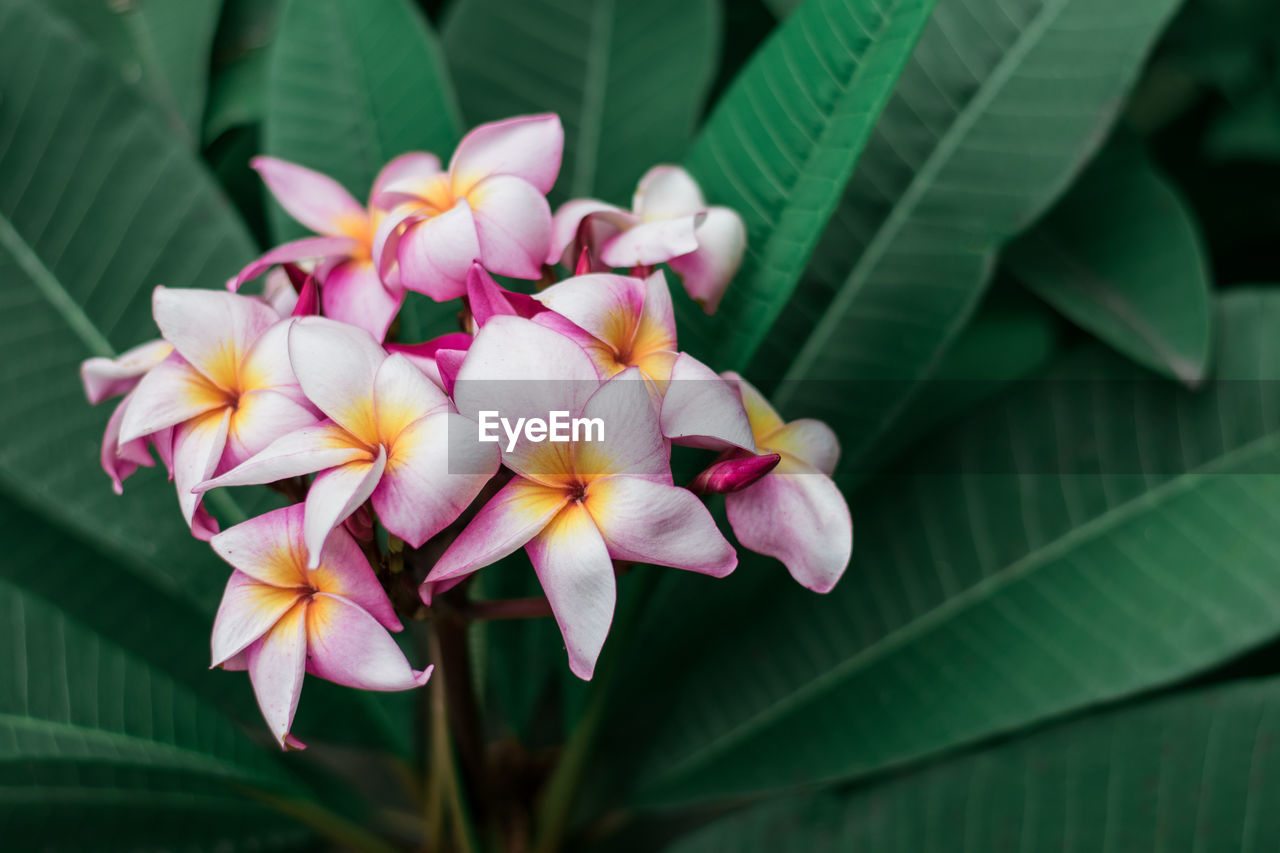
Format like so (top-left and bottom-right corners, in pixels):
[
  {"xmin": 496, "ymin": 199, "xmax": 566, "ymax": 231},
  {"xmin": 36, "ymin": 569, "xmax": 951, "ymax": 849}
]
[
  {"xmin": 197, "ymin": 317, "xmax": 499, "ymax": 565},
  {"xmin": 211, "ymin": 504, "xmax": 431, "ymax": 749},
  {"xmin": 548, "ymin": 165, "xmax": 746, "ymax": 313},
  {"xmin": 532, "ymin": 269, "xmax": 755, "ymax": 451},
  {"xmin": 118, "ymin": 288, "xmax": 318, "ymax": 538},
  {"xmin": 717, "ymin": 374, "xmax": 852, "ymax": 593},
  {"xmin": 374, "ymin": 114, "xmax": 563, "ymax": 300},
  {"xmin": 81, "ymin": 339, "xmax": 174, "ymax": 494},
  {"xmin": 429, "ymin": 316, "xmax": 737, "ymax": 679},
  {"xmin": 232, "ymin": 153, "xmax": 444, "ymax": 340}
]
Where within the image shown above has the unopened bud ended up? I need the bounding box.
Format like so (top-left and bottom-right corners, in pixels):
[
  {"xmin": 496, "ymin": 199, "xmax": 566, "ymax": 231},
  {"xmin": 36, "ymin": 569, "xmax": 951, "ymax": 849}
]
[{"xmin": 691, "ymin": 452, "xmax": 780, "ymax": 495}]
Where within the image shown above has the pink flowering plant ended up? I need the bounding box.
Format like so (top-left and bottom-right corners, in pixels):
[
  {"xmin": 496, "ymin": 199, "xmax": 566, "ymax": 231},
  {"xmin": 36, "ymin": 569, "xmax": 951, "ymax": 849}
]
[
  {"xmin": 87, "ymin": 104, "xmax": 851, "ymax": 795},
  {"xmin": 10, "ymin": 0, "xmax": 1271, "ymax": 849}
]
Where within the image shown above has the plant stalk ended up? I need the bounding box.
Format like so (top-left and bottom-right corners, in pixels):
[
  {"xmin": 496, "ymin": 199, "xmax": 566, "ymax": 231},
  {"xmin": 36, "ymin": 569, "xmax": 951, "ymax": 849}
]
[
  {"xmin": 465, "ymin": 595, "xmax": 554, "ymax": 621},
  {"xmin": 434, "ymin": 607, "xmax": 487, "ymax": 816},
  {"xmin": 428, "ymin": 629, "xmax": 481, "ymax": 853}
]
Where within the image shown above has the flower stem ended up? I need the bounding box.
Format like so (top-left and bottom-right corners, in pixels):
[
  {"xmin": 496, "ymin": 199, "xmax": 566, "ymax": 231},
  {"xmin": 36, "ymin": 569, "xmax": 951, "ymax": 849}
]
[
  {"xmin": 465, "ymin": 595, "xmax": 554, "ymax": 621},
  {"xmin": 428, "ymin": 628, "xmax": 481, "ymax": 853},
  {"xmin": 433, "ymin": 606, "xmax": 486, "ymax": 818}
]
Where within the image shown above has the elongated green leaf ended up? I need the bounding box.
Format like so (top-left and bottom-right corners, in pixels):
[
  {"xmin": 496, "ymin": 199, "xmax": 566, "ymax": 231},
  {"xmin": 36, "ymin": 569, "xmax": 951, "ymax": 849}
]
[
  {"xmin": 264, "ymin": 0, "xmax": 461, "ymax": 241},
  {"xmin": 0, "ymin": 0, "xmax": 256, "ymax": 612},
  {"xmin": 0, "ymin": 0, "xmax": 411, "ymax": 757},
  {"xmin": 761, "ymin": 0, "xmax": 802, "ymax": 17},
  {"xmin": 43, "ymin": 0, "xmax": 223, "ymax": 144},
  {"xmin": 665, "ymin": 675, "xmax": 1280, "ymax": 852},
  {"xmin": 442, "ymin": 0, "xmax": 720, "ymax": 205},
  {"xmin": 763, "ymin": 0, "xmax": 1183, "ymax": 465},
  {"xmin": 483, "ymin": 563, "xmax": 563, "ymax": 742},
  {"xmin": 1206, "ymin": 84, "xmax": 1280, "ymax": 162},
  {"xmin": 204, "ymin": 0, "xmax": 287, "ymax": 144},
  {"xmin": 264, "ymin": 0, "xmax": 462, "ymax": 340},
  {"xmin": 1006, "ymin": 136, "xmax": 1213, "ymax": 384},
  {"xmin": 0, "ymin": 569, "xmax": 311, "ymax": 848},
  {"xmin": 874, "ymin": 284, "xmax": 1061, "ymax": 470},
  {"xmin": 593, "ymin": 289, "xmax": 1280, "ymax": 806},
  {"xmin": 0, "ymin": 497, "xmax": 258, "ymax": 720},
  {"xmin": 674, "ymin": 0, "xmax": 938, "ymax": 366},
  {"xmin": 0, "ymin": 767, "xmax": 312, "ymax": 853}
]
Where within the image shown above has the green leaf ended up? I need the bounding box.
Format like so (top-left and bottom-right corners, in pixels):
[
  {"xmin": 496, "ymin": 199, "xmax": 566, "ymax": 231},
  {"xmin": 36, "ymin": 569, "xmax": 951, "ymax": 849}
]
[
  {"xmin": 0, "ymin": 496, "xmax": 259, "ymax": 721},
  {"xmin": 264, "ymin": 0, "xmax": 462, "ymax": 340},
  {"xmin": 0, "ymin": 0, "xmax": 257, "ymax": 612},
  {"xmin": 760, "ymin": 0, "xmax": 802, "ymax": 18},
  {"xmin": 442, "ymin": 0, "xmax": 721, "ymax": 205},
  {"xmin": 673, "ymin": 0, "xmax": 939, "ymax": 367},
  {"xmin": 0, "ymin": 0, "xmax": 412, "ymax": 757},
  {"xmin": 1157, "ymin": 0, "xmax": 1280, "ymax": 98},
  {"xmin": 597, "ymin": 289, "xmax": 1280, "ymax": 806},
  {"xmin": 872, "ymin": 284, "xmax": 1061, "ymax": 471},
  {"xmin": 482, "ymin": 563, "xmax": 562, "ymax": 742},
  {"xmin": 0, "ymin": 568, "xmax": 312, "ymax": 848},
  {"xmin": 1005, "ymin": 136, "xmax": 1213, "ymax": 384},
  {"xmin": 762, "ymin": 0, "xmax": 1184, "ymax": 465},
  {"xmin": 1206, "ymin": 84, "xmax": 1280, "ymax": 163},
  {"xmin": 0, "ymin": 767, "xmax": 313, "ymax": 853},
  {"xmin": 42, "ymin": 0, "xmax": 224, "ymax": 144},
  {"xmin": 264, "ymin": 0, "xmax": 461, "ymax": 241},
  {"xmin": 664, "ymin": 675, "xmax": 1280, "ymax": 852},
  {"xmin": 204, "ymin": 0, "xmax": 288, "ymax": 144}
]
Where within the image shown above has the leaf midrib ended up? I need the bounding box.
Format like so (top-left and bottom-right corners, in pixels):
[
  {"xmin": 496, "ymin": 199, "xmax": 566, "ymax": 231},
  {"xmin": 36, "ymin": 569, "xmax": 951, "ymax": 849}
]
[
  {"xmin": 118, "ymin": 4, "xmax": 194, "ymax": 145},
  {"xmin": 0, "ymin": 214, "xmax": 113, "ymax": 358},
  {"xmin": 0, "ymin": 7, "xmax": 249, "ymax": 529},
  {"xmin": 643, "ymin": 425, "xmax": 1280, "ymax": 787},
  {"xmin": 0, "ymin": 214, "xmax": 249, "ymax": 528},
  {"xmin": 570, "ymin": 0, "xmax": 615, "ymax": 198},
  {"xmin": 775, "ymin": 0, "xmax": 1071, "ymax": 399},
  {"xmin": 720, "ymin": 0, "xmax": 932, "ymax": 361},
  {"xmin": 334, "ymin": 0, "xmax": 384, "ymax": 190},
  {"xmin": 0, "ymin": 713, "xmax": 273, "ymax": 784}
]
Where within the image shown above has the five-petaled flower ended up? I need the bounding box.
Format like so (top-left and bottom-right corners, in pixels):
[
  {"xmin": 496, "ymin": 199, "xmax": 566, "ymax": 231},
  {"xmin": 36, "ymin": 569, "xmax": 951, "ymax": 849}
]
[
  {"xmin": 529, "ymin": 268, "xmax": 756, "ymax": 451},
  {"xmin": 211, "ymin": 504, "xmax": 431, "ymax": 749},
  {"xmin": 548, "ymin": 164, "xmax": 746, "ymax": 313},
  {"xmin": 430, "ymin": 316, "xmax": 737, "ymax": 679},
  {"xmin": 716, "ymin": 373, "xmax": 852, "ymax": 593},
  {"xmin": 118, "ymin": 288, "xmax": 318, "ymax": 538},
  {"xmin": 197, "ymin": 317, "xmax": 498, "ymax": 564},
  {"xmin": 231, "ymin": 153, "xmax": 444, "ymax": 340},
  {"xmin": 375, "ymin": 114, "xmax": 564, "ymax": 301}
]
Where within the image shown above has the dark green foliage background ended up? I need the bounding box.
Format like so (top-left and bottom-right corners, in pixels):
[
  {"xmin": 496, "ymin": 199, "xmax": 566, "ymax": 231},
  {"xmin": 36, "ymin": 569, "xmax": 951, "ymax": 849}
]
[{"xmin": 2, "ymin": 0, "xmax": 1280, "ymax": 849}]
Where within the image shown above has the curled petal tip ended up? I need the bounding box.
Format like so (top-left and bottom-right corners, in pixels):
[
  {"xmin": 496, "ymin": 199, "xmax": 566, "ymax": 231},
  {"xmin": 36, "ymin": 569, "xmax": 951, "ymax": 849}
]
[{"xmin": 282, "ymin": 733, "xmax": 307, "ymax": 751}]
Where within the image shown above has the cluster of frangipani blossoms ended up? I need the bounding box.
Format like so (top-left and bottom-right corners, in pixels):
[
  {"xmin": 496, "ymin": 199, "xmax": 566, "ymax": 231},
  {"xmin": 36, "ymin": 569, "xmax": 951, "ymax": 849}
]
[{"xmin": 79, "ymin": 114, "xmax": 852, "ymax": 748}]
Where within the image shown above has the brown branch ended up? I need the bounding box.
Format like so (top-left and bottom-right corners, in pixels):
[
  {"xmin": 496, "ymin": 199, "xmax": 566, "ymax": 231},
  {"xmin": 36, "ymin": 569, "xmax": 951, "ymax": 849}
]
[{"xmin": 463, "ymin": 596, "xmax": 554, "ymax": 621}]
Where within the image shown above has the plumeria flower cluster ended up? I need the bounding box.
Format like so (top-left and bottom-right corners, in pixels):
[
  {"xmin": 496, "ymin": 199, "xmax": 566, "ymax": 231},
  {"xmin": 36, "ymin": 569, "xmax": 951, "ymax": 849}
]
[{"xmin": 80, "ymin": 114, "xmax": 852, "ymax": 747}]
